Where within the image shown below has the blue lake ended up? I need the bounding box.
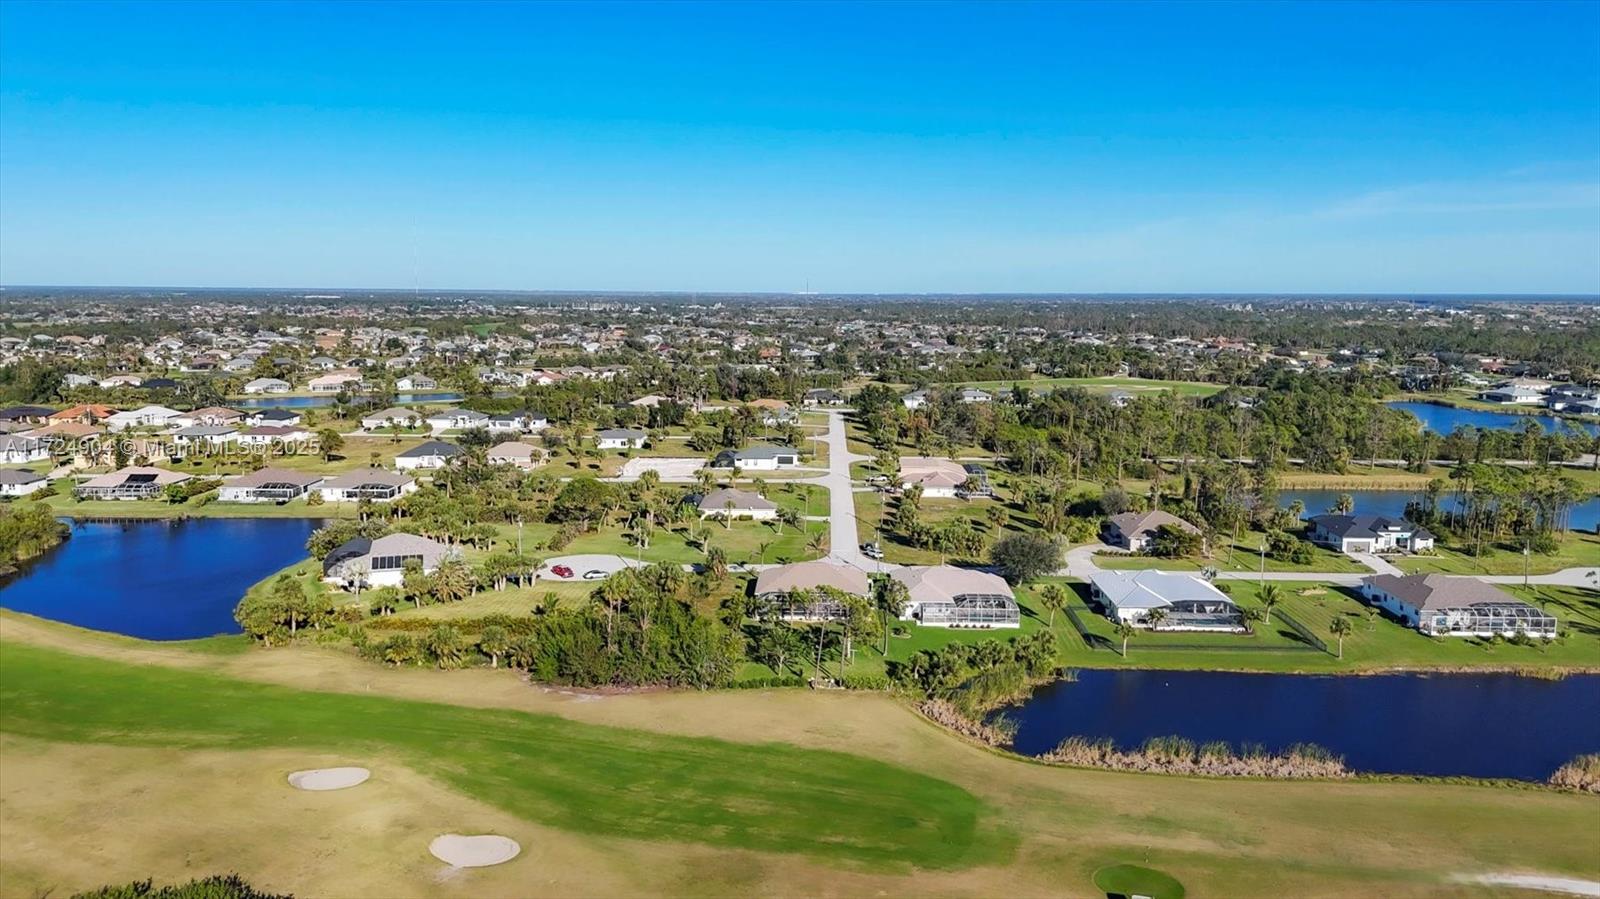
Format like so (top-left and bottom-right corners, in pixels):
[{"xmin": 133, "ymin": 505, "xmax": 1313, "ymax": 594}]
[
  {"xmin": 1001, "ymin": 668, "xmax": 1600, "ymax": 780},
  {"xmin": 0, "ymin": 517, "xmax": 321, "ymax": 640},
  {"xmin": 1279, "ymin": 489, "xmax": 1600, "ymax": 533},
  {"xmin": 233, "ymin": 391, "xmax": 464, "ymax": 409},
  {"xmin": 1388, "ymin": 400, "xmax": 1599, "ymax": 437}
]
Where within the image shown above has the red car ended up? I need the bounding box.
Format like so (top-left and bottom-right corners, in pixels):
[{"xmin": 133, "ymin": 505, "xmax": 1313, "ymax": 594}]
[{"xmin": 550, "ymin": 565, "xmax": 575, "ymax": 579}]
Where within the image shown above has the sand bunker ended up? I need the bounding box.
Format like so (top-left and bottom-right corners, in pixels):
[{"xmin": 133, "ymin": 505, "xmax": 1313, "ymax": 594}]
[
  {"xmin": 429, "ymin": 834, "xmax": 521, "ymax": 868},
  {"xmin": 287, "ymin": 767, "xmax": 371, "ymax": 791}
]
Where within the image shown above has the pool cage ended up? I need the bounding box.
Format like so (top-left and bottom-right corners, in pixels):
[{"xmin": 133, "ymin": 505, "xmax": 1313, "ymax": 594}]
[
  {"xmin": 1421, "ymin": 602, "xmax": 1558, "ymax": 639},
  {"xmin": 918, "ymin": 594, "xmax": 1022, "ymax": 628},
  {"xmin": 763, "ymin": 593, "xmax": 849, "ymax": 622}
]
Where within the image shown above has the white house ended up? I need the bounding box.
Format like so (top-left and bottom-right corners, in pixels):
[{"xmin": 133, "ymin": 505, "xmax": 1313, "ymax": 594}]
[
  {"xmin": 902, "ymin": 389, "xmax": 930, "ymax": 410},
  {"xmin": 317, "ymin": 468, "xmax": 417, "ymax": 503},
  {"xmin": 171, "ymin": 424, "xmax": 240, "ymax": 448},
  {"xmin": 218, "ymin": 468, "xmax": 324, "ymax": 503},
  {"xmin": 595, "ymin": 428, "xmax": 648, "ymax": 450},
  {"xmin": 307, "ymin": 370, "xmax": 363, "ymax": 393},
  {"xmin": 486, "ymin": 410, "xmax": 547, "ymax": 433},
  {"xmin": 98, "ymin": 374, "xmax": 143, "ymax": 388},
  {"xmin": 1088, "ymin": 570, "xmax": 1245, "ymax": 631},
  {"xmin": 245, "ymin": 409, "xmax": 302, "ymax": 427},
  {"xmin": 242, "ymin": 377, "xmax": 291, "ymax": 395},
  {"xmin": 712, "ymin": 445, "xmax": 800, "ymax": 471},
  {"xmin": 394, "ymin": 440, "xmax": 464, "ymax": 470},
  {"xmin": 0, "ymin": 468, "xmax": 47, "ymax": 497},
  {"xmin": 235, "ymin": 425, "xmax": 313, "ymax": 447},
  {"xmin": 696, "ymin": 487, "xmax": 778, "ymax": 521},
  {"xmin": 898, "ymin": 456, "xmax": 968, "ymax": 498},
  {"xmin": 74, "ymin": 466, "xmax": 191, "ymax": 500},
  {"xmin": 105, "ymin": 405, "xmax": 183, "ymax": 431},
  {"xmin": 1307, "ymin": 514, "xmax": 1434, "ymax": 554},
  {"xmin": 362, "ymin": 407, "xmax": 423, "ymax": 431},
  {"xmin": 322, "ymin": 533, "xmax": 456, "ymax": 589},
  {"xmin": 957, "ymin": 387, "xmax": 993, "ymax": 404},
  {"xmin": 170, "ymin": 406, "xmax": 244, "ymax": 428},
  {"xmin": 0, "ymin": 435, "xmax": 51, "ymax": 465},
  {"xmin": 424, "ymin": 408, "xmax": 489, "ymax": 431},
  {"xmin": 1361, "ymin": 574, "xmax": 1556, "ymax": 638},
  {"xmin": 396, "ymin": 374, "xmax": 437, "ymax": 391}
]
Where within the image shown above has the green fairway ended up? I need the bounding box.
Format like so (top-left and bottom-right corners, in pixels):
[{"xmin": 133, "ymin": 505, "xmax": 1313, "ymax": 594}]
[{"xmin": 0, "ymin": 640, "xmax": 1007, "ymax": 870}]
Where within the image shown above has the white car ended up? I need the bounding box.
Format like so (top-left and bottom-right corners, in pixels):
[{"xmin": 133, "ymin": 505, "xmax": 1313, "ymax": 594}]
[{"xmin": 582, "ymin": 569, "xmax": 611, "ymax": 580}]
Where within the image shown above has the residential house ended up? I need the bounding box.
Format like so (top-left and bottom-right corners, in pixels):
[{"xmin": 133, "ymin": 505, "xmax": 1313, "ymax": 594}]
[
  {"xmin": 1361, "ymin": 574, "xmax": 1556, "ymax": 638},
  {"xmin": 322, "ymin": 533, "xmax": 456, "ymax": 589},
  {"xmin": 245, "ymin": 409, "xmax": 303, "ymax": 427},
  {"xmin": 1103, "ymin": 510, "xmax": 1201, "ymax": 552},
  {"xmin": 957, "ymin": 387, "xmax": 993, "ymax": 404},
  {"xmin": 0, "ymin": 469, "xmax": 47, "ymax": 497},
  {"xmin": 74, "ymin": 466, "xmax": 191, "ymax": 500},
  {"xmin": 394, "ymin": 440, "xmax": 464, "ymax": 470},
  {"xmin": 890, "ymin": 566, "xmax": 1020, "ymax": 628},
  {"xmin": 696, "ymin": 487, "xmax": 778, "ymax": 521},
  {"xmin": 98, "ymin": 375, "xmax": 143, "ymax": 388},
  {"xmin": 47, "ymin": 404, "xmax": 117, "ymax": 425},
  {"xmin": 242, "ymin": 377, "xmax": 291, "ymax": 394},
  {"xmin": 218, "ymin": 468, "xmax": 324, "ymax": 503},
  {"xmin": 804, "ymin": 388, "xmax": 846, "ymax": 406},
  {"xmin": 1088, "ymin": 570, "xmax": 1245, "ymax": 631},
  {"xmin": 171, "ymin": 406, "xmax": 243, "ymax": 428},
  {"xmin": 0, "ymin": 436, "xmax": 51, "ymax": 464},
  {"xmin": 1308, "ymin": 514, "xmax": 1434, "ymax": 554},
  {"xmin": 307, "ymin": 370, "xmax": 363, "ymax": 393},
  {"xmin": 486, "ymin": 441, "xmax": 542, "ymax": 470},
  {"xmin": 898, "ymin": 456, "xmax": 968, "ymax": 498},
  {"xmin": 752, "ymin": 561, "xmax": 870, "ymax": 621},
  {"xmin": 1478, "ymin": 378, "xmax": 1550, "ymax": 405},
  {"xmin": 711, "ymin": 445, "xmax": 800, "ymax": 471},
  {"xmin": 396, "ymin": 374, "xmax": 437, "ymax": 391},
  {"xmin": 235, "ymin": 425, "xmax": 312, "ymax": 447},
  {"xmin": 486, "ymin": 410, "xmax": 547, "ymax": 433},
  {"xmin": 0, "ymin": 405, "xmax": 56, "ymax": 424},
  {"xmin": 105, "ymin": 405, "xmax": 183, "ymax": 431},
  {"xmin": 171, "ymin": 425, "xmax": 240, "ymax": 448},
  {"xmin": 317, "ymin": 468, "xmax": 416, "ymax": 503},
  {"xmin": 902, "ymin": 389, "xmax": 930, "ymax": 410},
  {"xmin": 595, "ymin": 428, "xmax": 648, "ymax": 450},
  {"xmin": 361, "ymin": 407, "xmax": 423, "ymax": 431},
  {"xmin": 424, "ymin": 408, "xmax": 489, "ymax": 432}
]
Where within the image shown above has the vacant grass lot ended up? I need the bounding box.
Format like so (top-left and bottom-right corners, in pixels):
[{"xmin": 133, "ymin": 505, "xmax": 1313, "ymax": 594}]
[
  {"xmin": 852, "ymin": 489, "xmax": 1034, "ymax": 566},
  {"xmin": 3, "ymin": 614, "xmax": 1596, "ymax": 899},
  {"xmin": 1095, "ymin": 529, "xmax": 1371, "ymax": 574},
  {"xmin": 1396, "ymin": 532, "xmax": 1600, "ymax": 576},
  {"xmin": 947, "ymin": 376, "xmax": 1226, "ymax": 398}
]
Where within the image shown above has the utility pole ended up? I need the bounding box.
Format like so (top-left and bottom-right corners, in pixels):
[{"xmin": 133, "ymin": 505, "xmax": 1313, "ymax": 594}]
[{"xmin": 1259, "ymin": 542, "xmax": 1267, "ymax": 587}]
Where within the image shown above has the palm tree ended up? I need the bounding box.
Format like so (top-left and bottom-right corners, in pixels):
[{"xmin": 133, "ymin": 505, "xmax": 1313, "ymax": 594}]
[
  {"xmin": 1038, "ymin": 583, "xmax": 1067, "ymax": 627},
  {"xmin": 479, "ymin": 624, "xmax": 510, "ymax": 669},
  {"xmin": 1258, "ymin": 583, "xmax": 1282, "ymax": 626},
  {"xmin": 1146, "ymin": 608, "xmax": 1168, "ymax": 631},
  {"xmin": 1328, "ymin": 616, "xmax": 1353, "ymax": 659},
  {"xmin": 874, "ymin": 577, "xmax": 909, "ymax": 653},
  {"xmin": 431, "ymin": 559, "xmax": 472, "ymax": 604},
  {"xmin": 1114, "ymin": 620, "xmax": 1137, "ymax": 657},
  {"xmin": 806, "ymin": 532, "xmax": 827, "ymax": 557}
]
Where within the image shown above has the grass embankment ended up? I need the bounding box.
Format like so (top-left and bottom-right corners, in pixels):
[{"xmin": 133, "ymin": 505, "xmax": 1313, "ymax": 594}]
[
  {"xmin": 2, "ymin": 614, "xmax": 1597, "ymax": 898},
  {"xmin": 36, "ymin": 488, "xmax": 357, "ymax": 520}
]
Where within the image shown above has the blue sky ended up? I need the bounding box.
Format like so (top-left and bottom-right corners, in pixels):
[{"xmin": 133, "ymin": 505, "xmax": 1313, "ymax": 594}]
[{"xmin": 2, "ymin": 0, "xmax": 1597, "ymax": 293}]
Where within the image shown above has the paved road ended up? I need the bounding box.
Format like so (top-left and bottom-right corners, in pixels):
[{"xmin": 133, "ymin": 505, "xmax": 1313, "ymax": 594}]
[
  {"xmin": 817, "ymin": 410, "xmax": 875, "ymax": 571},
  {"xmin": 1061, "ymin": 543, "xmax": 1600, "ymax": 588}
]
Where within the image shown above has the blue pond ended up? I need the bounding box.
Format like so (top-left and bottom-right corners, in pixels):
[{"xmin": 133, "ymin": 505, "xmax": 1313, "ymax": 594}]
[
  {"xmin": 0, "ymin": 517, "xmax": 321, "ymax": 640},
  {"xmin": 1002, "ymin": 668, "xmax": 1600, "ymax": 780},
  {"xmin": 1280, "ymin": 489, "xmax": 1600, "ymax": 533},
  {"xmin": 233, "ymin": 391, "xmax": 464, "ymax": 409},
  {"xmin": 1387, "ymin": 400, "xmax": 1599, "ymax": 437}
]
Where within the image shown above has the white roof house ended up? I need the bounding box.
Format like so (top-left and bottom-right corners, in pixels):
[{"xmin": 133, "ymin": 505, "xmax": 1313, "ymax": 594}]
[
  {"xmin": 322, "ymin": 532, "xmax": 456, "ymax": 588},
  {"xmin": 486, "ymin": 441, "xmax": 542, "ymax": 469},
  {"xmin": 307, "ymin": 370, "xmax": 363, "ymax": 393},
  {"xmin": 105, "ymin": 405, "xmax": 183, "ymax": 431},
  {"xmin": 242, "ymin": 377, "xmax": 291, "ymax": 394},
  {"xmin": 1088, "ymin": 570, "xmax": 1243, "ymax": 631},
  {"xmin": 899, "ymin": 456, "xmax": 968, "ymax": 497},
  {"xmin": 696, "ymin": 487, "xmax": 778, "ymax": 520},
  {"xmin": 362, "ymin": 407, "xmax": 424, "ymax": 430}
]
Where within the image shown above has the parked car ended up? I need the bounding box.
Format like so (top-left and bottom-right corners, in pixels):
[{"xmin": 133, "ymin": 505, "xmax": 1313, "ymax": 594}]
[
  {"xmin": 582, "ymin": 569, "xmax": 610, "ymax": 580},
  {"xmin": 550, "ymin": 564, "xmax": 575, "ymax": 579},
  {"xmin": 861, "ymin": 542, "xmax": 884, "ymax": 560}
]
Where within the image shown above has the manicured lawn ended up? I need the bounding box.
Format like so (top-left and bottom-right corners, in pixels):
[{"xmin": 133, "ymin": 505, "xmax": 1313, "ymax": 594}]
[
  {"xmin": 1274, "ymin": 464, "xmax": 1444, "ymax": 491},
  {"xmin": 38, "ymin": 486, "xmax": 357, "ymax": 520},
  {"xmin": 0, "ymin": 640, "xmax": 1003, "ymax": 870},
  {"xmin": 1094, "ymin": 864, "xmax": 1186, "ymax": 899},
  {"xmin": 1396, "ymin": 532, "xmax": 1600, "ymax": 576},
  {"xmin": 853, "ymin": 488, "xmax": 1034, "ymax": 565}
]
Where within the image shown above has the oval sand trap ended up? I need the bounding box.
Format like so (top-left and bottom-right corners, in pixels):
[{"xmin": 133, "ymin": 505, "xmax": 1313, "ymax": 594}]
[
  {"xmin": 287, "ymin": 767, "xmax": 371, "ymax": 791},
  {"xmin": 429, "ymin": 834, "xmax": 521, "ymax": 868}
]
